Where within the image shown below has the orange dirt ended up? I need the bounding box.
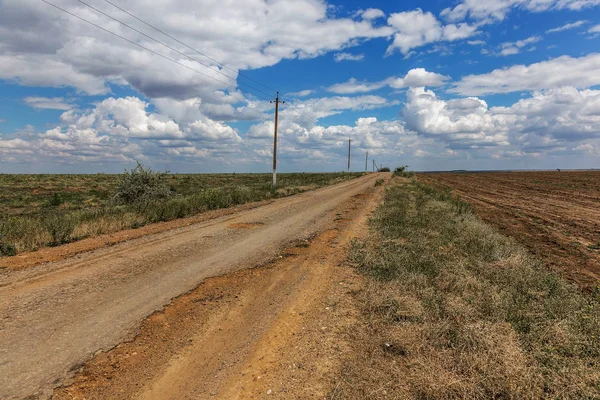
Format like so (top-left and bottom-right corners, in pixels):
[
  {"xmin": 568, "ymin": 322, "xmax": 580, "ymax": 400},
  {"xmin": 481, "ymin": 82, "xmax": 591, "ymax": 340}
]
[
  {"xmin": 419, "ymin": 171, "xmax": 600, "ymax": 289},
  {"xmin": 51, "ymin": 177, "xmax": 385, "ymax": 399}
]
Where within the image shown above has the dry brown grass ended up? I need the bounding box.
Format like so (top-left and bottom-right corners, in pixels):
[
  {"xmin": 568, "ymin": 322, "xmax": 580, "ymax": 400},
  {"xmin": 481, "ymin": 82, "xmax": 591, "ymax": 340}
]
[{"xmin": 333, "ymin": 178, "xmax": 600, "ymax": 399}]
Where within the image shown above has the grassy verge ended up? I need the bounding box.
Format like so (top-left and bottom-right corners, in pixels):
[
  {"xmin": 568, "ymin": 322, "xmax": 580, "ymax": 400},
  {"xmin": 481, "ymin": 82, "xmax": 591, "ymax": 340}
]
[
  {"xmin": 334, "ymin": 178, "xmax": 600, "ymax": 399},
  {"xmin": 0, "ymin": 172, "xmax": 364, "ymax": 255}
]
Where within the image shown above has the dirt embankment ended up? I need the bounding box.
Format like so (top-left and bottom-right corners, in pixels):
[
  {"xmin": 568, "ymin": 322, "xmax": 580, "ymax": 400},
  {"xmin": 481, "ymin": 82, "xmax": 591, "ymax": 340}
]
[
  {"xmin": 419, "ymin": 171, "xmax": 600, "ymax": 289},
  {"xmin": 52, "ymin": 181, "xmax": 385, "ymax": 399}
]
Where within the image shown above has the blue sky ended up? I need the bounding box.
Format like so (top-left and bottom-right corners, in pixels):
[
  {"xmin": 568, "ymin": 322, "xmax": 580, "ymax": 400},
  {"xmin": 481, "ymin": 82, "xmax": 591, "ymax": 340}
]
[{"xmin": 1, "ymin": 0, "xmax": 600, "ymax": 173}]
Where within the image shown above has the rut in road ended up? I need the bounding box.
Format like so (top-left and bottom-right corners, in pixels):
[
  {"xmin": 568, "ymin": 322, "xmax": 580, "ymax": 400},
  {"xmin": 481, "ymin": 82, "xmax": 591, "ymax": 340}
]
[{"xmin": 0, "ymin": 174, "xmax": 380, "ymax": 400}]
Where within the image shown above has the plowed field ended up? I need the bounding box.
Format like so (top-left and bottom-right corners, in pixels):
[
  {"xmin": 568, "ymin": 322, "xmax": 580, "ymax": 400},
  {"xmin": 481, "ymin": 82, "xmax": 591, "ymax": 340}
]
[{"xmin": 419, "ymin": 171, "xmax": 600, "ymax": 290}]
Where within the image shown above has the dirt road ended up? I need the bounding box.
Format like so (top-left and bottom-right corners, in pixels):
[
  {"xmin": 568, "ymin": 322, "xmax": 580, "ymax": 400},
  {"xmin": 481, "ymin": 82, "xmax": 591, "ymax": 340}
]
[{"xmin": 0, "ymin": 173, "xmax": 382, "ymax": 399}]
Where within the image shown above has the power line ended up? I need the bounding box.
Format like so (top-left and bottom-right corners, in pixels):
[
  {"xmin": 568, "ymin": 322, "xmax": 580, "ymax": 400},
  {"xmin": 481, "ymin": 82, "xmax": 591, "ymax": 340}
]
[
  {"xmin": 103, "ymin": 0, "xmax": 278, "ymax": 94},
  {"xmin": 75, "ymin": 0, "xmax": 275, "ymax": 101},
  {"xmin": 42, "ymin": 0, "xmax": 245, "ymax": 92},
  {"xmin": 98, "ymin": 0, "xmax": 319, "ymax": 128},
  {"xmin": 42, "ymin": 0, "xmax": 322, "ymax": 135},
  {"xmin": 279, "ymin": 105, "xmax": 317, "ymax": 130},
  {"xmin": 94, "ymin": 1, "xmax": 321, "ymax": 130},
  {"xmin": 281, "ymin": 100, "xmax": 318, "ymax": 128}
]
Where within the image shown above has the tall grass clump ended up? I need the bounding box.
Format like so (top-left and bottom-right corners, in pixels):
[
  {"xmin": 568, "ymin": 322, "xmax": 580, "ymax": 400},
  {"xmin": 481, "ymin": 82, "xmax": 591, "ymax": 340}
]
[{"xmin": 335, "ymin": 179, "xmax": 600, "ymax": 399}]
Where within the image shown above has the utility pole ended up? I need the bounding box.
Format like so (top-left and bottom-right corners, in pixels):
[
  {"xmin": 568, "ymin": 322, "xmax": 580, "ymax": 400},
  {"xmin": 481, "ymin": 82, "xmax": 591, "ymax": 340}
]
[
  {"xmin": 365, "ymin": 151, "xmax": 368, "ymax": 171},
  {"xmin": 347, "ymin": 138, "xmax": 352, "ymax": 172},
  {"xmin": 270, "ymin": 92, "xmax": 284, "ymax": 187},
  {"xmin": 373, "ymin": 159, "xmax": 376, "ymax": 172}
]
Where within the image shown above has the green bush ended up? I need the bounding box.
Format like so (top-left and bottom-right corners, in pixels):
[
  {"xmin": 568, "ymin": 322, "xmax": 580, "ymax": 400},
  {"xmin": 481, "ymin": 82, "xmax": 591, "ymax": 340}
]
[
  {"xmin": 43, "ymin": 214, "xmax": 77, "ymax": 246},
  {"xmin": 379, "ymin": 167, "xmax": 391, "ymax": 172},
  {"xmin": 112, "ymin": 162, "xmax": 173, "ymax": 209},
  {"xmin": 0, "ymin": 242, "xmax": 16, "ymax": 256},
  {"xmin": 48, "ymin": 192, "xmax": 64, "ymax": 207},
  {"xmin": 393, "ymin": 165, "xmax": 407, "ymax": 174},
  {"xmin": 393, "ymin": 165, "xmax": 414, "ymax": 178}
]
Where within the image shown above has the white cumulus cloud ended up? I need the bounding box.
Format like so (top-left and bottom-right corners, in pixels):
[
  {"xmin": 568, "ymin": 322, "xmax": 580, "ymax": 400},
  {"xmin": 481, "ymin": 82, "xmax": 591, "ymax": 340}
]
[
  {"xmin": 23, "ymin": 96, "xmax": 73, "ymax": 110},
  {"xmin": 334, "ymin": 53, "xmax": 365, "ymax": 62},
  {"xmin": 546, "ymin": 20, "xmax": 588, "ymax": 33},
  {"xmin": 386, "ymin": 9, "xmax": 478, "ymax": 56},
  {"xmin": 441, "ymin": 0, "xmax": 600, "ymax": 23},
  {"xmin": 327, "ymin": 68, "xmax": 449, "ymax": 94},
  {"xmin": 453, "ymin": 53, "xmax": 600, "ymax": 96}
]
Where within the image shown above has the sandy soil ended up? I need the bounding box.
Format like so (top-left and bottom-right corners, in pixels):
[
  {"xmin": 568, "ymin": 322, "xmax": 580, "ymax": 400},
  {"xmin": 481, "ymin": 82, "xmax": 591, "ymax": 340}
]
[
  {"xmin": 419, "ymin": 171, "xmax": 600, "ymax": 289},
  {"xmin": 0, "ymin": 173, "xmax": 385, "ymax": 399}
]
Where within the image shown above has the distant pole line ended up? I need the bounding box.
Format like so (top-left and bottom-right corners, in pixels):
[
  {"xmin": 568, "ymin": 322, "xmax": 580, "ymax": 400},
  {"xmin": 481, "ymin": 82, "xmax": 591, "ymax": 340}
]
[{"xmin": 365, "ymin": 151, "xmax": 368, "ymax": 171}]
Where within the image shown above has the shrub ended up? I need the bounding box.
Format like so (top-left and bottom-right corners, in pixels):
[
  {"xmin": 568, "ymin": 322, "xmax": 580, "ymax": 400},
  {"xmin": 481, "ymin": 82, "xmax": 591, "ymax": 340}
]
[
  {"xmin": 374, "ymin": 179, "xmax": 385, "ymax": 187},
  {"xmin": 112, "ymin": 162, "xmax": 173, "ymax": 209},
  {"xmin": 393, "ymin": 165, "xmax": 408, "ymax": 174},
  {"xmin": 43, "ymin": 214, "xmax": 77, "ymax": 246},
  {"xmin": 0, "ymin": 242, "xmax": 16, "ymax": 256},
  {"xmin": 379, "ymin": 167, "xmax": 391, "ymax": 172},
  {"xmin": 48, "ymin": 192, "xmax": 64, "ymax": 207}
]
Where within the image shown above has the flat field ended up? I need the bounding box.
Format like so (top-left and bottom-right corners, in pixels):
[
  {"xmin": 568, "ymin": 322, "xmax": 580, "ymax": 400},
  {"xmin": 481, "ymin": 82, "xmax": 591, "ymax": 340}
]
[
  {"xmin": 419, "ymin": 171, "xmax": 600, "ymax": 289},
  {"xmin": 0, "ymin": 172, "xmax": 363, "ymax": 255}
]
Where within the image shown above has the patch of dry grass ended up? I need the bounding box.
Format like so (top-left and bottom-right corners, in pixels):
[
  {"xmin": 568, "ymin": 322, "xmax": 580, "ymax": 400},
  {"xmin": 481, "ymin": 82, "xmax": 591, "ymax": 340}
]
[{"xmin": 333, "ymin": 179, "xmax": 600, "ymax": 399}]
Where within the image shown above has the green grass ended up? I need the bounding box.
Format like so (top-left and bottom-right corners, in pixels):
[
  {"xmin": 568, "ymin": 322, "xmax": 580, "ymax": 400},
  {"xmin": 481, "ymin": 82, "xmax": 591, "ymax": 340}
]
[
  {"xmin": 333, "ymin": 178, "xmax": 600, "ymax": 399},
  {"xmin": 0, "ymin": 172, "xmax": 364, "ymax": 256}
]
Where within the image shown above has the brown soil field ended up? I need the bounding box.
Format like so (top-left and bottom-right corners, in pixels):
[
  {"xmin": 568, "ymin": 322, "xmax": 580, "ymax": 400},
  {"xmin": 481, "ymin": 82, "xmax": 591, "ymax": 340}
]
[{"xmin": 419, "ymin": 171, "xmax": 600, "ymax": 290}]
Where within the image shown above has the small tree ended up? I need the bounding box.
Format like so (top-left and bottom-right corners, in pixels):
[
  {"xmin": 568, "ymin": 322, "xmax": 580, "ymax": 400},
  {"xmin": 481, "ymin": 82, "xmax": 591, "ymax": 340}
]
[
  {"xmin": 379, "ymin": 167, "xmax": 391, "ymax": 172},
  {"xmin": 112, "ymin": 162, "xmax": 173, "ymax": 209}
]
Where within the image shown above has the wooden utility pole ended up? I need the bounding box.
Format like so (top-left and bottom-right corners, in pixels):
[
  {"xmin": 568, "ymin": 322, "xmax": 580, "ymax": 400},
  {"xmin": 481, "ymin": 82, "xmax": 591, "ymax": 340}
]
[
  {"xmin": 365, "ymin": 151, "xmax": 368, "ymax": 171},
  {"xmin": 270, "ymin": 92, "xmax": 284, "ymax": 187},
  {"xmin": 347, "ymin": 138, "xmax": 352, "ymax": 172}
]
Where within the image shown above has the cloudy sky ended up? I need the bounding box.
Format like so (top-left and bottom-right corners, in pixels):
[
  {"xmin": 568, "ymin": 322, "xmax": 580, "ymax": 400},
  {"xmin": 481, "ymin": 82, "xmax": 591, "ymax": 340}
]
[{"xmin": 1, "ymin": 0, "xmax": 600, "ymax": 173}]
